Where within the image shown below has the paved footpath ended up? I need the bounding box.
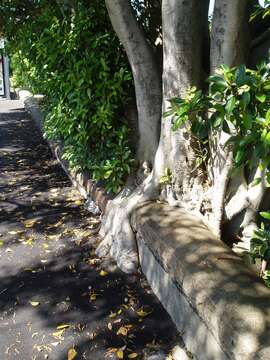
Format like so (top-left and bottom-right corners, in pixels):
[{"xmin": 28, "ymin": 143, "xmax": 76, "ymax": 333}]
[{"xmin": 0, "ymin": 100, "xmax": 182, "ymax": 360}]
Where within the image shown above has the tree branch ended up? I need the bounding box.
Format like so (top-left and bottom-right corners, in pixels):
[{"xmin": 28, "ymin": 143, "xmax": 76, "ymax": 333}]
[{"xmin": 105, "ymin": 0, "xmax": 162, "ymax": 164}]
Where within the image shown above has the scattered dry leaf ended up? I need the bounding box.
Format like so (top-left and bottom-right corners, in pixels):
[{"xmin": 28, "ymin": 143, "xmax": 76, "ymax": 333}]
[
  {"xmin": 90, "ymin": 293, "xmax": 97, "ymax": 301},
  {"xmin": 22, "ymin": 238, "xmax": 34, "ymax": 246},
  {"xmin": 86, "ymin": 258, "xmax": 99, "ymax": 266},
  {"xmin": 67, "ymin": 348, "xmax": 77, "ymax": 360},
  {"xmin": 8, "ymin": 230, "xmax": 22, "ymax": 235},
  {"xmin": 109, "ymin": 312, "xmax": 117, "ymax": 318},
  {"xmin": 29, "ymin": 301, "xmax": 40, "ymax": 307},
  {"xmin": 128, "ymin": 353, "xmax": 138, "ymax": 359},
  {"xmin": 136, "ymin": 308, "xmax": 153, "ymax": 317},
  {"xmin": 117, "ymin": 326, "xmax": 128, "ymax": 336},
  {"xmin": 52, "ymin": 329, "xmax": 65, "ymax": 340},
  {"xmin": 116, "ymin": 350, "xmax": 124, "ymax": 359},
  {"xmin": 57, "ymin": 324, "xmax": 70, "ymax": 330},
  {"xmin": 99, "ymin": 270, "xmax": 108, "ymax": 277}
]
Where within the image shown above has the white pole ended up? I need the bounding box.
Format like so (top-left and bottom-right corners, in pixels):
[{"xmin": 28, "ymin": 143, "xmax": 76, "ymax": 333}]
[{"xmin": 3, "ymin": 56, "xmax": 10, "ymax": 99}]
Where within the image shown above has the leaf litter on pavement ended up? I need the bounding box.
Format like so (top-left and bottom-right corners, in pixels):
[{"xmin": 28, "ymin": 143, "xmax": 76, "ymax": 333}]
[{"xmin": 0, "ymin": 112, "xmax": 182, "ymax": 360}]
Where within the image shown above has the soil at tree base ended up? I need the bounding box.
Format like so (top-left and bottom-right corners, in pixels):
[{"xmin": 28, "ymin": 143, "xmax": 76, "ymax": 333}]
[{"xmin": 0, "ymin": 100, "xmax": 182, "ymax": 360}]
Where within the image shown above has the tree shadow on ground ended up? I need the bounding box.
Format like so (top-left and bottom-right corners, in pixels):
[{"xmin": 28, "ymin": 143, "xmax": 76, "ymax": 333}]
[{"xmin": 0, "ymin": 106, "xmax": 181, "ymax": 359}]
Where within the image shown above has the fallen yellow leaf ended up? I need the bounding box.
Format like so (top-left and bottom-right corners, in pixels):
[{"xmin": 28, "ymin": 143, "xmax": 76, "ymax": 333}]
[
  {"xmin": 22, "ymin": 237, "xmax": 34, "ymax": 246},
  {"xmin": 52, "ymin": 329, "xmax": 65, "ymax": 340},
  {"xmin": 109, "ymin": 312, "xmax": 117, "ymax": 318},
  {"xmin": 136, "ymin": 308, "xmax": 153, "ymax": 317},
  {"xmin": 24, "ymin": 219, "xmax": 38, "ymax": 228},
  {"xmin": 128, "ymin": 353, "xmax": 138, "ymax": 359},
  {"xmin": 30, "ymin": 301, "xmax": 40, "ymax": 307},
  {"xmin": 86, "ymin": 258, "xmax": 99, "ymax": 266},
  {"xmin": 8, "ymin": 230, "xmax": 21, "ymax": 235},
  {"xmin": 57, "ymin": 324, "xmax": 70, "ymax": 330},
  {"xmin": 90, "ymin": 293, "xmax": 97, "ymax": 301},
  {"xmin": 47, "ymin": 235, "xmax": 58, "ymax": 240},
  {"xmin": 99, "ymin": 270, "xmax": 108, "ymax": 277},
  {"xmin": 116, "ymin": 350, "xmax": 124, "ymax": 359},
  {"xmin": 67, "ymin": 348, "xmax": 77, "ymax": 360},
  {"xmin": 108, "ymin": 322, "xmax": 113, "ymax": 331},
  {"xmin": 117, "ymin": 326, "xmax": 128, "ymax": 336}
]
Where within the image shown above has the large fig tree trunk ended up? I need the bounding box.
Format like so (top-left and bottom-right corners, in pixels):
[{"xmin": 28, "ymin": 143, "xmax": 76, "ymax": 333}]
[
  {"xmin": 209, "ymin": 0, "xmax": 265, "ymax": 251},
  {"xmin": 96, "ymin": 0, "xmax": 162, "ymax": 273},
  {"xmin": 97, "ymin": 0, "xmax": 264, "ymax": 273},
  {"xmin": 97, "ymin": 0, "xmax": 209, "ymax": 273},
  {"xmin": 155, "ymin": 0, "xmax": 207, "ymax": 210}
]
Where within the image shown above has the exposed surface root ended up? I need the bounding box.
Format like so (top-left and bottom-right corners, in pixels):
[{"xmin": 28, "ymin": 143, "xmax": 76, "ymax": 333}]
[{"xmin": 96, "ymin": 176, "xmax": 158, "ymax": 273}]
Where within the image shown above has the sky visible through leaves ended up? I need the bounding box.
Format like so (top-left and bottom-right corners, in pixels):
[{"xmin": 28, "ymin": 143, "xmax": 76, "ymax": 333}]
[{"xmin": 209, "ymin": 0, "xmax": 266, "ymax": 15}]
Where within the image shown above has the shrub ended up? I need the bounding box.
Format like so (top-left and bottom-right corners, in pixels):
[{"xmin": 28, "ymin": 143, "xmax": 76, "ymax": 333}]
[{"xmin": 8, "ymin": 1, "xmax": 133, "ymax": 193}]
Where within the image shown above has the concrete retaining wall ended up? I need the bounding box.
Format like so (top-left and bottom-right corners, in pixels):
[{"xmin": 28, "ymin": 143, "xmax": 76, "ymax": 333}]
[{"xmin": 132, "ymin": 202, "xmax": 270, "ymax": 359}]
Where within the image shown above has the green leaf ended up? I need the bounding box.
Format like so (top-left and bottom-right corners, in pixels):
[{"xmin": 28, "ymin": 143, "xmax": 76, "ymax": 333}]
[
  {"xmin": 163, "ymin": 110, "xmax": 173, "ymax": 118},
  {"xmin": 208, "ymin": 75, "xmax": 227, "ymax": 87},
  {"xmin": 235, "ymin": 149, "xmax": 245, "ymax": 164},
  {"xmin": 191, "ymin": 120, "xmax": 208, "ymax": 139},
  {"xmin": 222, "ymin": 120, "xmax": 231, "ymax": 134},
  {"xmin": 240, "ymin": 92, "xmax": 250, "ymax": 109},
  {"xmin": 212, "ymin": 116, "xmax": 224, "ymax": 129},
  {"xmin": 176, "ymin": 104, "xmax": 190, "ymax": 117},
  {"xmin": 225, "ymin": 97, "xmax": 236, "ymax": 114},
  {"xmin": 235, "ymin": 64, "xmax": 247, "ymax": 86},
  {"xmin": 266, "ymin": 133, "xmax": 270, "ymax": 145},
  {"xmin": 169, "ymin": 97, "xmax": 185, "ymax": 105},
  {"xmin": 242, "ymin": 113, "xmax": 253, "ymax": 129},
  {"xmin": 251, "ymin": 177, "xmax": 261, "ymax": 187},
  {"xmin": 104, "ymin": 170, "xmax": 112, "ymax": 179},
  {"xmin": 256, "ymin": 94, "xmax": 266, "ymax": 103},
  {"xmin": 266, "ymin": 109, "xmax": 270, "ymax": 124},
  {"xmin": 260, "ymin": 212, "xmax": 270, "ymax": 220}
]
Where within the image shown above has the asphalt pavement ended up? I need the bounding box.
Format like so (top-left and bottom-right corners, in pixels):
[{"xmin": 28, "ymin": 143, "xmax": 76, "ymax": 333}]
[{"xmin": 0, "ymin": 100, "xmax": 181, "ymax": 360}]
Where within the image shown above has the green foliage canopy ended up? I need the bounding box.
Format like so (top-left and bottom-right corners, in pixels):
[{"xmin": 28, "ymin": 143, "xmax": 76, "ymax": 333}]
[
  {"xmin": 166, "ymin": 61, "xmax": 270, "ymax": 178},
  {"xmin": 4, "ymin": 1, "xmax": 134, "ymax": 193}
]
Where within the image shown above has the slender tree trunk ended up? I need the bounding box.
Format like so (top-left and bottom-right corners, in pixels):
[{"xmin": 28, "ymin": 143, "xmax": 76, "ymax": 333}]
[
  {"xmin": 209, "ymin": 0, "xmax": 250, "ymax": 236},
  {"xmin": 96, "ymin": 0, "xmax": 162, "ymax": 273},
  {"xmin": 97, "ymin": 0, "xmax": 208, "ymax": 273},
  {"xmin": 105, "ymin": 0, "xmax": 162, "ymax": 165},
  {"xmin": 211, "ymin": 0, "xmax": 250, "ymax": 72},
  {"xmin": 156, "ymin": 0, "xmax": 206, "ymax": 205}
]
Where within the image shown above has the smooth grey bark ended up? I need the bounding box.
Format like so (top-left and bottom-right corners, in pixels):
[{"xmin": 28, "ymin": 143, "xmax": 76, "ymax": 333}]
[
  {"xmin": 210, "ymin": 0, "xmax": 250, "ymax": 73},
  {"xmin": 105, "ymin": 0, "xmax": 162, "ymax": 165},
  {"xmin": 96, "ymin": 0, "xmax": 162, "ymax": 273},
  {"xmin": 97, "ymin": 0, "xmax": 207, "ymax": 273},
  {"xmin": 155, "ymin": 0, "xmax": 205, "ymax": 204},
  {"xmin": 98, "ymin": 0, "xmax": 259, "ymax": 273},
  {"xmin": 209, "ymin": 0, "xmax": 250, "ymax": 236}
]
